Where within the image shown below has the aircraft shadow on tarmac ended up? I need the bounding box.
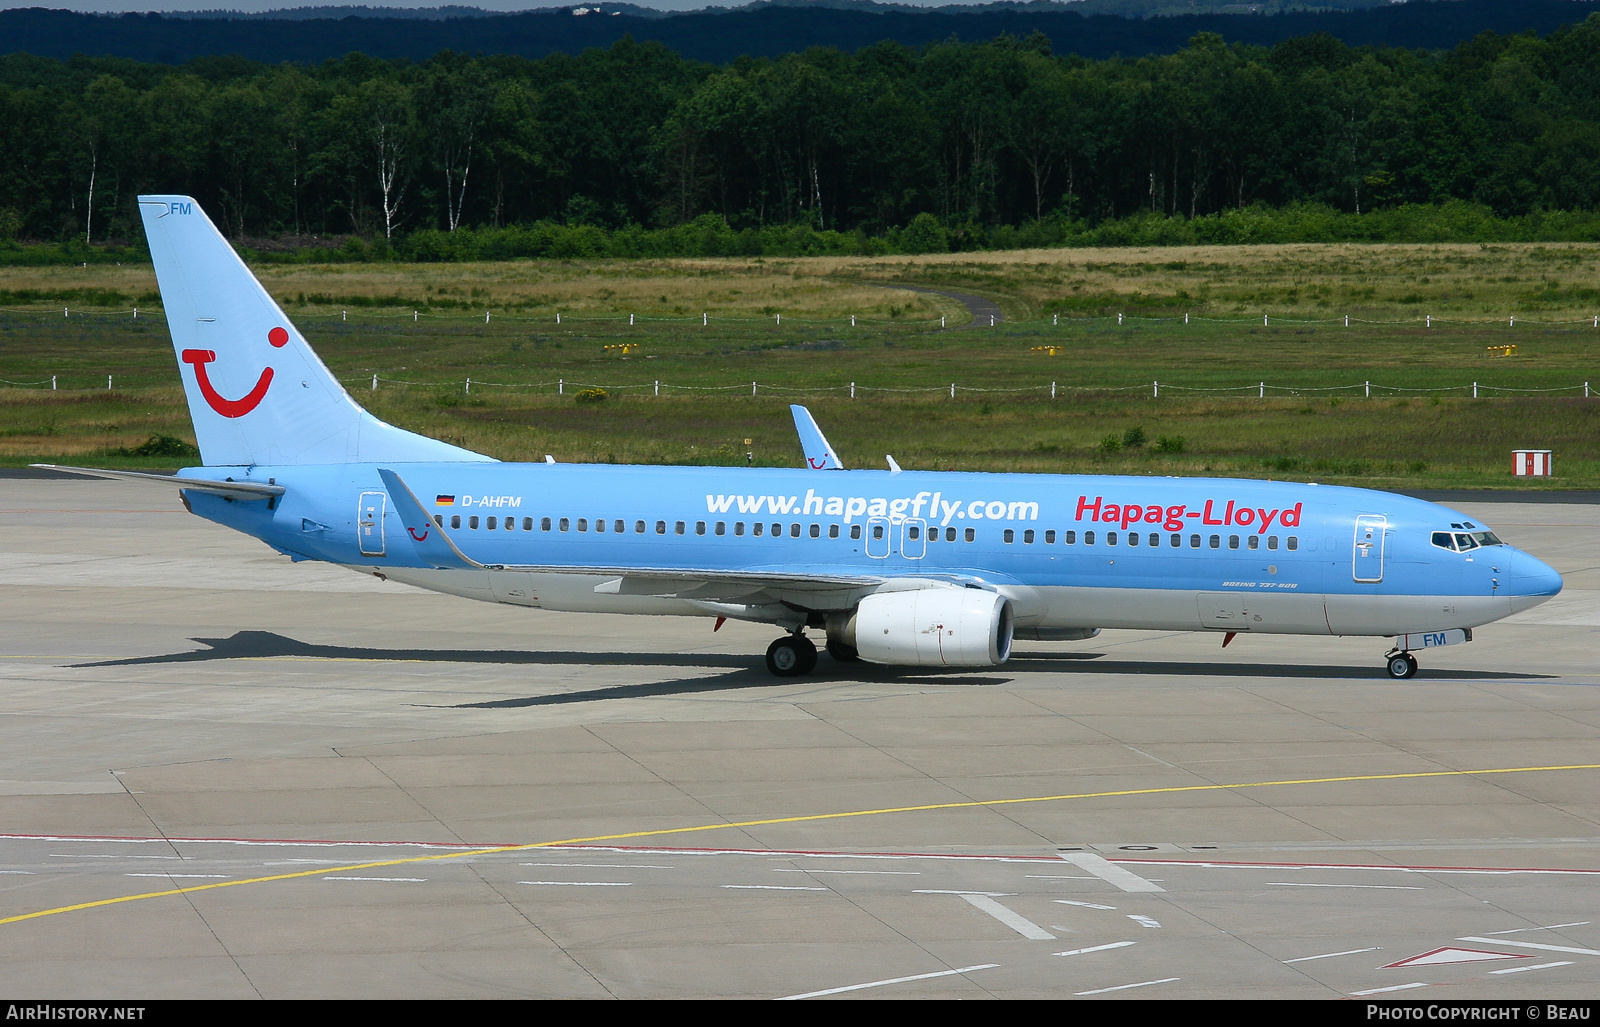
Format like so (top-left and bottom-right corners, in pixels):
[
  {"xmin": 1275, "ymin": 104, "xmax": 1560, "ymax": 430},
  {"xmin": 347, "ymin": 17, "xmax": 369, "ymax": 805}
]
[{"xmin": 67, "ymin": 630, "xmax": 1557, "ymax": 708}]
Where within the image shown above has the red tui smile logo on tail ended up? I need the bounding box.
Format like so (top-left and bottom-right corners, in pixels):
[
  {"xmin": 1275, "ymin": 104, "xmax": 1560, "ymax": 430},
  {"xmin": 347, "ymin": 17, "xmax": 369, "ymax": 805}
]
[{"xmin": 182, "ymin": 327, "xmax": 288, "ymax": 418}]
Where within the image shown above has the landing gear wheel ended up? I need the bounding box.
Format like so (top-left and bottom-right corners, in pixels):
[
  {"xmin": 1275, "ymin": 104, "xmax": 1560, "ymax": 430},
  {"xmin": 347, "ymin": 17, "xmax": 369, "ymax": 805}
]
[
  {"xmin": 766, "ymin": 634, "xmax": 818, "ymax": 677},
  {"xmin": 826, "ymin": 639, "xmax": 860, "ymax": 663},
  {"xmin": 1386, "ymin": 652, "xmax": 1418, "ymax": 679}
]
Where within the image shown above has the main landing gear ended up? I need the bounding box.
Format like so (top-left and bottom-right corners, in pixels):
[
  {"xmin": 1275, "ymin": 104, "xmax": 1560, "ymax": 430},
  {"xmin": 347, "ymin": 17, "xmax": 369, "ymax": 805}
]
[
  {"xmin": 766, "ymin": 633, "xmax": 818, "ymax": 677},
  {"xmin": 1384, "ymin": 650, "xmax": 1419, "ymax": 679}
]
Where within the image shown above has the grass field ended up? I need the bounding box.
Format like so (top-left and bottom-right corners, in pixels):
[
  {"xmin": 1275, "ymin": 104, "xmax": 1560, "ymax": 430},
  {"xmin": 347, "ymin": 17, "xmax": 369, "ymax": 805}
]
[{"xmin": 3, "ymin": 242, "xmax": 1598, "ymax": 488}]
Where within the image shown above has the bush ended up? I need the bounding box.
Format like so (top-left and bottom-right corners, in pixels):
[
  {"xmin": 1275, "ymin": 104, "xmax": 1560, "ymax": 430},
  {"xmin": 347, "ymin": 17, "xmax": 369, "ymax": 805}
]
[
  {"xmin": 1154, "ymin": 435, "xmax": 1186, "ymax": 453},
  {"xmin": 1122, "ymin": 426, "xmax": 1147, "ymax": 449},
  {"xmin": 1098, "ymin": 435, "xmax": 1122, "ymax": 453},
  {"xmin": 575, "ymin": 387, "xmax": 608, "ymax": 404},
  {"xmin": 898, "ymin": 212, "xmax": 949, "ymax": 255},
  {"xmin": 119, "ymin": 434, "xmax": 199, "ymax": 458}
]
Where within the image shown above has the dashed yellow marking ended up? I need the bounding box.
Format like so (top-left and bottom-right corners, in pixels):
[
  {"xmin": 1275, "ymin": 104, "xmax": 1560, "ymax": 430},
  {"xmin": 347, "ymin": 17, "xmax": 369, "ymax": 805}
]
[{"xmin": 3, "ymin": 762, "xmax": 1596, "ymax": 927}]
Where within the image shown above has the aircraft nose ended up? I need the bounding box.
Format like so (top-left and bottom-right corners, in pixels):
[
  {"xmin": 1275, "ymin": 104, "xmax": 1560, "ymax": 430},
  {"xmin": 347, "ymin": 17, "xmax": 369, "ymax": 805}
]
[{"xmin": 1506, "ymin": 549, "xmax": 1562, "ymax": 612}]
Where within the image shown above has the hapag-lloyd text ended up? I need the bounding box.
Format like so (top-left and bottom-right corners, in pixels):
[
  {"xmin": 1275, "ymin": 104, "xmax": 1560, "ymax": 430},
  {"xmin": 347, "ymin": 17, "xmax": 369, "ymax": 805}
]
[{"xmin": 1076, "ymin": 495, "xmax": 1304, "ymax": 532}]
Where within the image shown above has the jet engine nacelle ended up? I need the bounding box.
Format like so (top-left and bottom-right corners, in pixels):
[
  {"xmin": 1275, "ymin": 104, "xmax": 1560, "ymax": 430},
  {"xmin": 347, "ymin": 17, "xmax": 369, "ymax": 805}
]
[{"xmin": 842, "ymin": 587, "xmax": 1014, "ymax": 667}]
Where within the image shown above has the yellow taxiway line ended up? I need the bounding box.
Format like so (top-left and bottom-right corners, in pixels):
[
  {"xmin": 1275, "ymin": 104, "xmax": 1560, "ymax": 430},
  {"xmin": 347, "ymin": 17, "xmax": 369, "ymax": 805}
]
[{"xmin": 4, "ymin": 762, "xmax": 1597, "ymax": 927}]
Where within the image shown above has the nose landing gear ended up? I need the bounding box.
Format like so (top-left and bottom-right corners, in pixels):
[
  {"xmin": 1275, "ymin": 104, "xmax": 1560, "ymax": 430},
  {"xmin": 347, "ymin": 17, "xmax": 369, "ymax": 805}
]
[
  {"xmin": 1384, "ymin": 650, "xmax": 1419, "ymax": 679},
  {"xmin": 765, "ymin": 632, "xmax": 818, "ymax": 677}
]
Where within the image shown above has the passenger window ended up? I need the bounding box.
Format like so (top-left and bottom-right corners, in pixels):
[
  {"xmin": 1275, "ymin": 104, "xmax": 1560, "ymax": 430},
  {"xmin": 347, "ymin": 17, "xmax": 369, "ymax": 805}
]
[
  {"xmin": 594, "ymin": 518, "xmax": 604, "ymax": 532},
  {"xmin": 1150, "ymin": 533, "xmax": 1160, "ymax": 547},
  {"xmin": 614, "ymin": 520, "xmax": 624, "ymax": 534},
  {"xmin": 850, "ymin": 525, "xmax": 862, "ymax": 540},
  {"xmin": 1024, "ymin": 529, "xmax": 1035, "ymax": 544},
  {"xmin": 635, "ymin": 520, "xmax": 645, "ymax": 533},
  {"xmin": 872, "ymin": 525, "xmax": 884, "ymax": 540},
  {"xmin": 964, "ymin": 528, "xmax": 976, "ymax": 542},
  {"xmin": 1247, "ymin": 535, "xmax": 1259, "ymax": 550},
  {"xmin": 1170, "ymin": 533, "xmax": 1181, "ymax": 547},
  {"xmin": 809, "ymin": 524, "xmax": 820, "ymax": 538},
  {"xmin": 771, "ymin": 522, "xmax": 782, "ymax": 536},
  {"xmin": 1229, "ymin": 535, "xmax": 1239, "ymax": 549},
  {"xmin": 451, "ymin": 515, "xmax": 461, "ymax": 529},
  {"xmin": 522, "ymin": 517, "xmax": 533, "ymax": 530},
  {"xmin": 675, "ymin": 521, "xmax": 685, "ymax": 535},
  {"xmin": 1209, "ymin": 535, "xmax": 1220, "ymax": 549},
  {"xmin": 1003, "ymin": 529, "xmax": 1015, "ymax": 543},
  {"xmin": 790, "ymin": 523, "xmax": 801, "ymax": 538},
  {"xmin": 1190, "ymin": 534, "xmax": 1200, "ymax": 548},
  {"xmin": 714, "ymin": 522, "xmax": 725, "ymax": 535},
  {"xmin": 434, "ymin": 515, "xmax": 444, "ymax": 527},
  {"xmin": 469, "ymin": 516, "xmax": 480, "ymax": 529},
  {"xmin": 909, "ymin": 525, "xmax": 920, "ymax": 540},
  {"xmin": 1084, "ymin": 530, "xmax": 1096, "ymax": 545},
  {"xmin": 1107, "ymin": 531, "xmax": 1118, "ymax": 545},
  {"xmin": 1127, "ymin": 531, "xmax": 1139, "ymax": 547},
  {"xmin": 696, "ymin": 521, "xmax": 706, "ymax": 535},
  {"xmin": 1045, "ymin": 530, "xmax": 1056, "ymax": 544},
  {"xmin": 486, "ymin": 516, "xmax": 497, "ymax": 530},
  {"xmin": 1267, "ymin": 535, "xmax": 1278, "ymax": 550},
  {"xmin": 946, "ymin": 527, "xmax": 957, "ymax": 541},
  {"xmin": 541, "ymin": 517, "xmax": 552, "ymax": 531},
  {"xmin": 753, "ymin": 522, "xmax": 764, "ymax": 536},
  {"xmin": 655, "ymin": 520, "xmax": 666, "ymax": 534},
  {"xmin": 829, "ymin": 524, "xmax": 839, "ymax": 539},
  {"xmin": 735, "ymin": 522, "xmax": 745, "ymax": 536},
  {"xmin": 1287, "ymin": 536, "xmax": 1298, "ymax": 550},
  {"xmin": 577, "ymin": 518, "xmax": 587, "ymax": 532},
  {"xmin": 1064, "ymin": 530, "xmax": 1076, "ymax": 544}
]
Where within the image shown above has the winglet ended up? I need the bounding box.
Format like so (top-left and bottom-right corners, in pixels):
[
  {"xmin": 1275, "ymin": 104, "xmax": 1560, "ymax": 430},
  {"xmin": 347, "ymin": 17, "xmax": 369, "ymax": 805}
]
[
  {"xmin": 886, "ymin": 455, "xmax": 902, "ymax": 474},
  {"xmin": 790, "ymin": 404, "xmax": 845, "ymax": 470},
  {"xmin": 376, "ymin": 468, "xmax": 485, "ymax": 570}
]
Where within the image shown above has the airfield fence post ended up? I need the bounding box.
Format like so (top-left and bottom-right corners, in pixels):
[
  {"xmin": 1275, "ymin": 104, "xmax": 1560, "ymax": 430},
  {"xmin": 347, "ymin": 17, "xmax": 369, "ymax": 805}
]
[
  {"xmin": 556, "ymin": 313, "xmax": 561, "ymax": 324},
  {"xmin": 1153, "ymin": 380, "xmax": 1158, "ymax": 398},
  {"xmin": 132, "ymin": 308, "xmax": 137, "ymax": 319},
  {"xmin": 941, "ymin": 316, "xmax": 946, "ymax": 328},
  {"xmin": 62, "ymin": 308, "xmax": 67, "ymax": 318},
  {"xmin": 1586, "ymin": 382, "xmax": 1591, "ymax": 397},
  {"xmin": 1345, "ymin": 315, "xmax": 1350, "ymax": 327},
  {"xmin": 413, "ymin": 311, "xmax": 418, "ymax": 322},
  {"xmin": 851, "ymin": 315, "xmax": 856, "ymax": 327},
  {"xmin": 1118, "ymin": 313, "xmax": 1123, "ymax": 325},
  {"xmin": 51, "ymin": 376, "xmax": 56, "ymax": 390},
  {"xmin": 776, "ymin": 315, "xmax": 781, "ymax": 326},
  {"xmin": 485, "ymin": 311, "xmax": 491, "ymax": 323},
  {"xmin": 558, "ymin": 379, "xmax": 563, "ymax": 395},
  {"xmin": 465, "ymin": 378, "xmax": 471, "ymax": 394},
  {"xmin": 1426, "ymin": 315, "xmax": 1432, "ymax": 328},
  {"xmin": 1510, "ymin": 316, "xmax": 1515, "ymax": 327},
  {"xmin": 1260, "ymin": 381, "xmax": 1265, "ymax": 398},
  {"xmin": 371, "ymin": 374, "xmax": 377, "ymax": 390},
  {"xmin": 342, "ymin": 310, "xmax": 346, "ymax": 321},
  {"xmin": 1185, "ymin": 312, "xmax": 1189, "ymax": 324},
  {"xmin": 950, "ymin": 383, "xmax": 955, "ymax": 399},
  {"xmin": 1473, "ymin": 382, "xmax": 1478, "ymax": 398},
  {"xmin": 752, "ymin": 381, "xmax": 757, "ymax": 396},
  {"xmin": 654, "ymin": 380, "xmax": 659, "ymax": 397},
  {"xmin": 850, "ymin": 382, "xmax": 856, "ymax": 399},
  {"xmin": 1051, "ymin": 381, "xmax": 1056, "ymax": 399},
  {"xmin": 990, "ymin": 314, "xmax": 995, "ymax": 326},
  {"xmin": 1053, "ymin": 314, "xmax": 1058, "ymax": 326},
  {"xmin": 106, "ymin": 375, "xmax": 112, "ymax": 389},
  {"xmin": 703, "ymin": 313, "xmax": 707, "ymax": 326},
  {"xmin": 629, "ymin": 314, "xmax": 634, "ymax": 326},
  {"xmin": 1365, "ymin": 380, "xmax": 1370, "ymax": 398},
  {"xmin": 1264, "ymin": 315, "xmax": 1268, "ymax": 326}
]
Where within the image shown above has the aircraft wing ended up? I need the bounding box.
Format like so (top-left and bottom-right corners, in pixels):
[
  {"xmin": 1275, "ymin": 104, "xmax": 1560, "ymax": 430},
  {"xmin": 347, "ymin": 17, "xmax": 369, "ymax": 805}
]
[
  {"xmin": 790, "ymin": 404, "xmax": 845, "ymax": 470},
  {"xmin": 380, "ymin": 467, "xmax": 885, "ymax": 598},
  {"xmin": 31, "ymin": 464, "xmax": 285, "ymax": 501}
]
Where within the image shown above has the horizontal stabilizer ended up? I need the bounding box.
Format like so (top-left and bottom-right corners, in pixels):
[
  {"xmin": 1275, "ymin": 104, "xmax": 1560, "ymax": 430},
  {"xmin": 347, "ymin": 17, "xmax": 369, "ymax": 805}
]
[
  {"xmin": 376, "ymin": 468, "xmax": 484, "ymax": 570},
  {"xmin": 31, "ymin": 464, "xmax": 284, "ymax": 501}
]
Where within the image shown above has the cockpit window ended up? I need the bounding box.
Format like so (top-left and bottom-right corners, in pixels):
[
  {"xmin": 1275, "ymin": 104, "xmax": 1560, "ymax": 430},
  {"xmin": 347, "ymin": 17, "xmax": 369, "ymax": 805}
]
[
  {"xmin": 1454, "ymin": 533, "xmax": 1479, "ymax": 550},
  {"xmin": 1470, "ymin": 530, "xmax": 1503, "ymax": 547},
  {"xmin": 1431, "ymin": 532, "xmax": 1455, "ymax": 551},
  {"xmin": 1435, "ymin": 529, "xmax": 1504, "ymax": 552}
]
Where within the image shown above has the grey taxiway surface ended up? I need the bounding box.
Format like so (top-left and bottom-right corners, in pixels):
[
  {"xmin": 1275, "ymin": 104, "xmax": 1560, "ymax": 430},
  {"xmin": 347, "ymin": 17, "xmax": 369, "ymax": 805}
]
[{"xmin": 1, "ymin": 476, "xmax": 1597, "ymax": 999}]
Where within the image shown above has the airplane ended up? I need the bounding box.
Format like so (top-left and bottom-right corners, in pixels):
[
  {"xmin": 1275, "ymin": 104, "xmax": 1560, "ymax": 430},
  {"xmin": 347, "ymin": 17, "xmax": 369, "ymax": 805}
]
[{"xmin": 39, "ymin": 195, "xmax": 1563, "ymax": 680}]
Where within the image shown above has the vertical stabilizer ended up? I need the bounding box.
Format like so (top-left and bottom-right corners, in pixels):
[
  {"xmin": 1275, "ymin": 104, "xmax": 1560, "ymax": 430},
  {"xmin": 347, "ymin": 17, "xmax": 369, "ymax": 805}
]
[
  {"xmin": 790, "ymin": 404, "xmax": 846, "ymax": 470},
  {"xmin": 138, "ymin": 195, "xmax": 492, "ymax": 466}
]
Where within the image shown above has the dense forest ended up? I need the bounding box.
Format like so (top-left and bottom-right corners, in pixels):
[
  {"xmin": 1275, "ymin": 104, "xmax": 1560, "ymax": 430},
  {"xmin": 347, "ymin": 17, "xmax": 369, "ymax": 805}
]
[{"xmin": 5, "ymin": 14, "xmax": 1600, "ymax": 256}]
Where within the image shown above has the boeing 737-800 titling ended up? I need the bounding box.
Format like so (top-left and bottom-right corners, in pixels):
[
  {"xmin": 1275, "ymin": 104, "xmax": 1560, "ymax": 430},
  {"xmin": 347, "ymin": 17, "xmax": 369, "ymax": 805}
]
[{"xmin": 42, "ymin": 196, "xmax": 1564, "ymax": 680}]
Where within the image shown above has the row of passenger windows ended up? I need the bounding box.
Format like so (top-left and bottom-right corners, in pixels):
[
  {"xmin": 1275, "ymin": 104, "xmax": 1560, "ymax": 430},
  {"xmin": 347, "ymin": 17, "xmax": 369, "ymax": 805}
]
[
  {"xmin": 1002, "ymin": 528, "xmax": 1298, "ymax": 551},
  {"xmin": 433, "ymin": 513, "xmax": 1297, "ymax": 552}
]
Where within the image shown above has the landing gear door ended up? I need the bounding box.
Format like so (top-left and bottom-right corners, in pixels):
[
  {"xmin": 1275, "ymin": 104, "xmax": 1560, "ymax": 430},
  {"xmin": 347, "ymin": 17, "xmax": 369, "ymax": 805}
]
[
  {"xmin": 358, "ymin": 491, "xmax": 386, "ymax": 557},
  {"xmin": 1353, "ymin": 514, "xmax": 1386, "ymax": 583}
]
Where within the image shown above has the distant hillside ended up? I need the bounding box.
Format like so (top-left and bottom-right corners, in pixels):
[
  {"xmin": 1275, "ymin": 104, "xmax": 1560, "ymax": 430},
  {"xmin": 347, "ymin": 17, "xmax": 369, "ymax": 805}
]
[{"xmin": 6, "ymin": 0, "xmax": 1599, "ymax": 64}]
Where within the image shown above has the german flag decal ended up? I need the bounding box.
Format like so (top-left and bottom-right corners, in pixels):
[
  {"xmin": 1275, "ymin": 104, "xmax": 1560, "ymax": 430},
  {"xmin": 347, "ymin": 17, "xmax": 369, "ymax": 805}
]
[{"xmin": 435, "ymin": 495, "xmax": 455, "ymax": 506}]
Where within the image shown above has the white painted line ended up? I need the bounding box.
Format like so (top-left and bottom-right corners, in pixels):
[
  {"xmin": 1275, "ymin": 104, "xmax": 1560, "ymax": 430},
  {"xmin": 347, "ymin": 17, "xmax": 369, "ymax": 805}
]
[
  {"xmin": 777, "ymin": 963, "xmax": 1000, "ymax": 1000},
  {"xmin": 1458, "ymin": 937, "xmax": 1600, "ymax": 957},
  {"xmin": 1058, "ymin": 853, "xmax": 1165, "ymax": 893},
  {"xmin": 320, "ymin": 876, "xmax": 426, "ymax": 883},
  {"xmin": 521, "ymin": 861, "xmax": 672, "ymax": 869},
  {"xmin": 1075, "ymin": 977, "xmax": 1180, "ymax": 996},
  {"xmin": 55, "ymin": 854, "xmax": 181, "ymax": 859},
  {"xmin": 1283, "ymin": 947, "xmax": 1380, "ymax": 964},
  {"xmin": 123, "ymin": 873, "xmax": 229, "ymax": 879},
  {"xmin": 1351, "ymin": 983, "xmax": 1429, "ymax": 996},
  {"xmin": 1489, "ymin": 961, "xmax": 1574, "ymax": 975},
  {"xmin": 723, "ymin": 885, "xmax": 827, "ymax": 891},
  {"xmin": 1054, "ymin": 941, "xmax": 1137, "ymax": 957},
  {"xmin": 1486, "ymin": 921, "xmax": 1591, "ymax": 935},
  {"xmin": 1126, "ymin": 914, "xmax": 1162, "ymax": 928},
  {"xmin": 1267, "ymin": 882, "xmax": 1424, "ymax": 890},
  {"xmin": 517, "ymin": 880, "xmax": 633, "ymax": 887},
  {"xmin": 264, "ymin": 859, "xmax": 352, "ymax": 866},
  {"xmin": 772, "ymin": 869, "xmax": 920, "ymax": 875},
  {"xmin": 957, "ymin": 893, "xmax": 1056, "ymax": 940},
  {"xmin": 1054, "ymin": 899, "xmax": 1118, "ymax": 910},
  {"xmin": 914, "ymin": 889, "xmax": 1011, "ymax": 896},
  {"xmin": 0, "ymin": 870, "xmax": 34, "ymax": 875},
  {"xmin": 1025, "ymin": 875, "xmax": 1097, "ymax": 880}
]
